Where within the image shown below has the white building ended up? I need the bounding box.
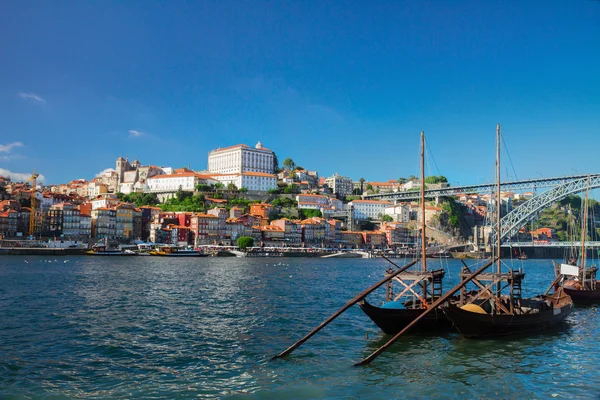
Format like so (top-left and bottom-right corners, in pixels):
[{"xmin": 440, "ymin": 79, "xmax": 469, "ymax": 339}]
[
  {"xmin": 208, "ymin": 141, "xmax": 274, "ymax": 175},
  {"xmin": 384, "ymin": 204, "xmax": 411, "ymax": 223},
  {"xmin": 324, "ymin": 173, "xmax": 353, "ymax": 197},
  {"xmin": 146, "ymin": 173, "xmax": 217, "ymax": 192},
  {"xmin": 210, "ymin": 172, "xmax": 277, "ymax": 191},
  {"xmin": 207, "ymin": 141, "xmax": 277, "ymax": 191},
  {"xmin": 348, "ymin": 200, "xmax": 393, "ymax": 220}
]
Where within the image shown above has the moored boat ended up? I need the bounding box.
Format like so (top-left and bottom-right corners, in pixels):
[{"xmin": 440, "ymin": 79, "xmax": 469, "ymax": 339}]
[
  {"xmin": 359, "ymin": 132, "xmax": 453, "ymax": 334},
  {"xmin": 85, "ymin": 245, "xmax": 138, "ymax": 256},
  {"xmin": 442, "ymin": 124, "xmax": 573, "ymax": 338},
  {"xmin": 149, "ymin": 245, "xmax": 208, "ymax": 257},
  {"xmin": 551, "ymin": 178, "xmax": 600, "ymax": 304}
]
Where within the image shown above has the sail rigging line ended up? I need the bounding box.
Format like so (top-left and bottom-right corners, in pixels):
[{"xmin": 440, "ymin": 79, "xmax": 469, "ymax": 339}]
[
  {"xmin": 501, "ymin": 133, "xmax": 519, "ymax": 182},
  {"xmin": 424, "ymin": 137, "xmax": 442, "ymax": 177}
]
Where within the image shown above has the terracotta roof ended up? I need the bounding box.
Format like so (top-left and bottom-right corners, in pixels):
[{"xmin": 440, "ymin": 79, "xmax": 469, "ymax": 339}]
[{"xmin": 241, "ymin": 172, "xmax": 276, "ymax": 178}]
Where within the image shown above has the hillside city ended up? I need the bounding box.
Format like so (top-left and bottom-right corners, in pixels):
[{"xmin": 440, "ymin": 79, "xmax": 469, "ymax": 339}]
[{"xmin": 0, "ymin": 140, "xmax": 585, "ymax": 250}]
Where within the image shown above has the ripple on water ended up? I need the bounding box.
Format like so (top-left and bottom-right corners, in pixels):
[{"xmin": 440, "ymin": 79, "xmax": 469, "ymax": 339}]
[{"xmin": 0, "ymin": 257, "xmax": 599, "ymax": 399}]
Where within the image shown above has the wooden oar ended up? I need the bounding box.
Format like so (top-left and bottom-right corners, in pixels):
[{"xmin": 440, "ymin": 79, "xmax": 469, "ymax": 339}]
[
  {"xmin": 354, "ymin": 257, "xmax": 497, "ymax": 366},
  {"xmin": 272, "ymin": 258, "xmax": 419, "ymax": 360}
]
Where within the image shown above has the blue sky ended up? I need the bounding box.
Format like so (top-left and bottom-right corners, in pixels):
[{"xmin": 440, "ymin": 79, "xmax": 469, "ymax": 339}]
[{"xmin": 1, "ymin": 1, "xmax": 599, "ymax": 185}]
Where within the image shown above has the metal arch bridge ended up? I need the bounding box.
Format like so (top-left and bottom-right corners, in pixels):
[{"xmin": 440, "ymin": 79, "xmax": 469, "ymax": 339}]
[
  {"xmin": 493, "ymin": 175, "xmax": 600, "ymax": 244},
  {"xmin": 363, "ymin": 174, "xmax": 600, "ymax": 201},
  {"xmin": 501, "ymin": 241, "xmax": 600, "ymax": 248}
]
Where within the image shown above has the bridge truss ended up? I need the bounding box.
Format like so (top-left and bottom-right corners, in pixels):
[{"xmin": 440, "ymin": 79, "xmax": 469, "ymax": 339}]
[
  {"xmin": 364, "ymin": 174, "xmax": 599, "ymax": 201},
  {"xmin": 494, "ymin": 175, "xmax": 600, "ymax": 243}
]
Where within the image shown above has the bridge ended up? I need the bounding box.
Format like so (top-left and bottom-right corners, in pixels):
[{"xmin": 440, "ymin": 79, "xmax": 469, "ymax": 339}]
[
  {"xmin": 492, "ymin": 175, "xmax": 600, "ymax": 244},
  {"xmin": 364, "ymin": 174, "xmax": 600, "ymax": 202},
  {"xmin": 501, "ymin": 241, "xmax": 600, "ymax": 248}
]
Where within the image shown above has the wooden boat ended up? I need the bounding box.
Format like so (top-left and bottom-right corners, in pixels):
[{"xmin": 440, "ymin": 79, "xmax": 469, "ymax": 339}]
[
  {"xmin": 359, "ymin": 132, "xmax": 453, "ymax": 334},
  {"xmin": 552, "ymin": 181, "xmax": 600, "ymax": 304},
  {"xmin": 149, "ymin": 245, "xmax": 208, "ymax": 257},
  {"xmin": 442, "ymin": 124, "xmax": 573, "ymax": 338}
]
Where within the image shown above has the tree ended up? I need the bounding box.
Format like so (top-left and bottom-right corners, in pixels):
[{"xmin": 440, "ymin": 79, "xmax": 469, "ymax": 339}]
[
  {"xmin": 196, "ymin": 184, "xmax": 213, "ymax": 192},
  {"xmin": 227, "ymin": 182, "xmax": 239, "ymax": 191},
  {"xmin": 359, "ymin": 177, "xmax": 365, "ymax": 194},
  {"xmin": 282, "ymin": 158, "xmax": 295, "ymax": 171},
  {"xmin": 273, "ymin": 153, "xmax": 280, "ymax": 173},
  {"xmin": 299, "ymin": 209, "xmax": 322, "ymax": 219},
  {"xmin": 398, "ymin": 177, "xmax": 407, "ymax": 184},
  {"xmin": 283, "ymin": 184, "xmax": 299, "ymax": 194},
  {"xmin": 214, "ymin": 182, "xmax": 225, "ymax": 190},
  {"xmin": 288, "ymin": 170, "xmax": 297, "ymax": 180},
  {"xmin": 237, "ymin": 236, "xmax": 254, "ymax": 250},
  {"xmin": 366, "ymin": 183, "xmax": 374, "ymax": 192},
  {"xmin": 378, "ymin": 213, "xmax": 393, "ymax": 222},
  {"xmin": 424, "ymin": 175, "xmax": 448, "ymax": 184},
  {"xmin": 239, "ymin": 187, "xmax": 248, "ymax": 193},
  {"xmin": 295, "ymin": 166, "xmax": 304, "ymax": 171}
]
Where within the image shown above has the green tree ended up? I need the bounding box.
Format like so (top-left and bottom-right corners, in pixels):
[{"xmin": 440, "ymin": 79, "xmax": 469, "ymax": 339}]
[
  {"xmin": 283, "ymin": 184, "xmax": 299, "ymax": 194},
  {"xmin": 239, "ymin": 187, "xmax": 248, "ymax": 193},
  {"xmin": 237, "ymin": 236, "xmax": 254, "ymax": 250},
  {"xmin": 295, "ymin": 166, "xmax": 304, "ymax": 171},
  {"xmin": 282, "ymin": 158, "xmax": 295, "ymax": 170},
  {"xmin": 227, "ymin": 182, "xmax": 239, "ymax": 191},
  {"xmin": 299, "ymin": 209, "xmax": 322, "ymax": 219},
  {"xmin": 196, "ymin": 184, "xmax": 213, "ymax": 192},
  {"xmin": 398, "ymin": 177, "xmax": 408, "ymax": 184},
  {"xmin": 366, "ymin": 183, "xmax": 374, "ymax": 192},
  {"xmin": 378, "ymin": 213, "xmax": 393, "ymax": 222},
  {"xmin": 214, "ymin": 182, "xmax": 225, "ymax": 190},
  {"xmin": 273, "ymin": 153, "xmax": 280, "ymax": 173},
  {"xmin": 359, "ymin": 177, "xmax": 365, "ymax": 194},
  {"xmin": 424, "ymin": 175, "xmax": 448, "ymax": 184}
]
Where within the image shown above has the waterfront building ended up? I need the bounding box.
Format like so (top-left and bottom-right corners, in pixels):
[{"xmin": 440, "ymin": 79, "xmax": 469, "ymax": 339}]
[
  {"xmin": 230, "ymin": 206, "xmax": 244, "ymax": 219},
  {"xmin": 91, "ymin": 194, "xmax": 120, "ymax": 211},
  {"xmin": 190, "ymin": 213, "xmax": 220, "ymax": 245},
  {"xmin": 0, "ymin": 209, "xmax": 18, "ymax": 238},
  {"xmin": 348, "ymin": 200, "xmax": 393, "ymax": 221},
  {"xmin": 324, "ymin": 173, "xmax": 353, "ymax": 197},
  {"xmin": 271, "ymin": 219, "xmax": 302, "ymax": 244},
  {"xmin": 340, "ymin": 231, "xmax": 364, "ymax": 247},
  {"xmin": 115, "ymin": 203, "xmax": 136, "ymax": 240},
  {"xmin": 91, "ymin": 207, "xmax": 116, "ymax": 239},
  {"xmin": 362, "ymin": 231, "xmax": 387, "ymax": 249},
  {"xmin": 260, "ymin": 225, "xmax": 284, "ymax": 243}
]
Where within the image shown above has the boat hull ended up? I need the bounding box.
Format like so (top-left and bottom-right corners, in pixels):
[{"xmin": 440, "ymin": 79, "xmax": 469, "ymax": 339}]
[
  {"xmin": 359, "ymin": 299, "xmax": 453, "ymax": 335},
  {"xmin": 442, "ymin": 302, "xmax": 573, "ymax": 338},
  {"xmin": 85, "ymin": 251, "xmax": 137, "ymax": 256},
  {"xmin": 563, "ymin": 284, "xmax": 600, "ymax": 304},
  {"xmin": 149, "ymin": 252, "xmax": 208, "ymax": 257}
]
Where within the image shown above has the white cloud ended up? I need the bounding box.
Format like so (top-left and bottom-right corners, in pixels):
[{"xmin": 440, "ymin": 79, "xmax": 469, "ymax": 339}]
[
  {"xmin": 95, "ymin": 168, "xmax": 115, "ymax": 178},
  {"xmin": 128, "ymin": 130, "xmax": 144, "ymax": 138},
  {"xmin": 0, "ymin": 168, "xmax": 46, "ymax": 183},
  {"xmin": 17, "ymin": 92, "xmax": 46, "ymax": 103},
  {"xmin": 0, "ymin": 142, "xmax": 24, "ymax": 153}
]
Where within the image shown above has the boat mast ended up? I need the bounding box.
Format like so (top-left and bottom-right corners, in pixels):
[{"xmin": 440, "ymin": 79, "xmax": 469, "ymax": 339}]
[
  {"xmin": 496, "ymin": 124, "xmax": 502, "ymax": 301},
  {"xmin": 580, "ymin": 175, "xmax": 590, "ymax": 285},
  {"xmin": 421, "ymin": 131, "xmax": 427, "ymax": 272}
]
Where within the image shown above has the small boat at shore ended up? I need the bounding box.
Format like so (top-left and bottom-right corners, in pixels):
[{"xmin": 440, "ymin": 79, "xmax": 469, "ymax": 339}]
[
  {"xmin": 149, "ymin": 245, "xmax": 208, "ymax": 257},
  {"xmin": 85, "ymin": 245, "xmax": 138, "ymax": 256}
]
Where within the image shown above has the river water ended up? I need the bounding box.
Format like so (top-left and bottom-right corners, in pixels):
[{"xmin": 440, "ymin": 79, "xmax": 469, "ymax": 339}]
[{"xmin": 0, "ymin": 256, "xmax": 598, "ymax": 399}]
